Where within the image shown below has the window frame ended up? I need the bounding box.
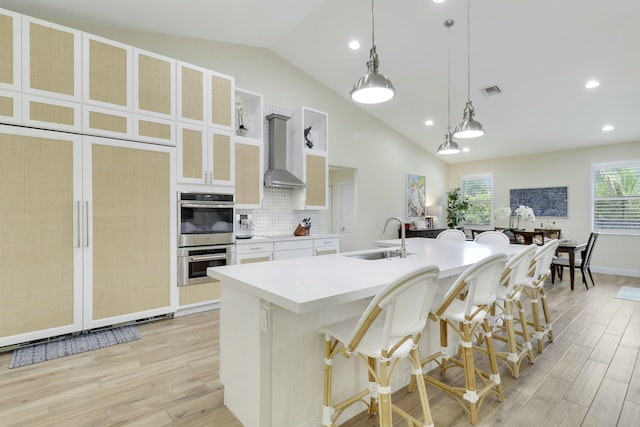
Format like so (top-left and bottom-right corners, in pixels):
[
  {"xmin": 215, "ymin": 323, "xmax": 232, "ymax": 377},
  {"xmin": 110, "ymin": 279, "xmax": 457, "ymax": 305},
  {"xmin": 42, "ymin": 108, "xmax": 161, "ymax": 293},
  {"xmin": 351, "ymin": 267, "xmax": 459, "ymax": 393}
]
[
  {"xmin": 460, "ymin": 173, "xmax": 494, "ymax": 227},
  {"xmin": 591, "ymin": 160, "xmax": 640, "ymax": 236}
]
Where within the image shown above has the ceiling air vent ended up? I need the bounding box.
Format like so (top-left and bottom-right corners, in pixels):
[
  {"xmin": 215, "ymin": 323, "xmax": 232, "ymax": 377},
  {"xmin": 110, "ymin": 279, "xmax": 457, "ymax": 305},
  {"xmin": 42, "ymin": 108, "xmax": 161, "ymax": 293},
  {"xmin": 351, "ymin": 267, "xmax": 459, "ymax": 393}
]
[{"xmin": 481, "ymin": 85, "xmax": 502, "ymax": 97}]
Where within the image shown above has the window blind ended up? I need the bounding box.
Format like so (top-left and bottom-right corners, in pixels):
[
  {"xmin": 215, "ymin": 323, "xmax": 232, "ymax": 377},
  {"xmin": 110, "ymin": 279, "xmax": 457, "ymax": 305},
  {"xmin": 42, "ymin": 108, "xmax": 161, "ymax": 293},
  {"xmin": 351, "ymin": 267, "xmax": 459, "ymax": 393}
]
[
  {"xmin": 593, "ymin": 163, "xmax": 640, "ymax": 232},
  {"xmin": 462, "ymin": 174, "xmax": 492, "ymax": 226}
]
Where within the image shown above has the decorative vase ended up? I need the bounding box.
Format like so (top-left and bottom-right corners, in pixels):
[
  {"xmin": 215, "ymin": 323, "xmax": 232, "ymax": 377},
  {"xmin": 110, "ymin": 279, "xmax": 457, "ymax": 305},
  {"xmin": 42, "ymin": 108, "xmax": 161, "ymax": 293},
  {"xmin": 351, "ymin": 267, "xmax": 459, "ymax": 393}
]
[{"xmin": 509, "ymin": 215, "xmax": 520, "ymax": 230}]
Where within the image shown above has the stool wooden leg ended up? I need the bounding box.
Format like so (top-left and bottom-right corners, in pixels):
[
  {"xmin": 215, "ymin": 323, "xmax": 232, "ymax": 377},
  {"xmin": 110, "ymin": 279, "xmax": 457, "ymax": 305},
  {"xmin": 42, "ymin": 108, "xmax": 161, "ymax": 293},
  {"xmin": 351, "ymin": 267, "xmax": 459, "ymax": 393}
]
[
  {"xmin": 460, "ymin": 322, "xmax": 479, "ymax": 425},
  {"xmin": 322, "ymin": 337, "xmax": 334, "ymax": 427},
  {"xmin": 367, "ymin": 357, "xmax": 378, "ymax": 415},
  {"xmin": 516, "ymin": 299, "xmax": 535, "ymax": 364},
  {"xmin": 540, "ymin": 289, "xmax": 554, "ymax": 343},
  {"xmin": 483, "ymin": 319, "xmax": 504, "ymax": 402},
  {"xmin": 377, "ymin": 356, "xmax": 392, "ymax": 427},
  {"xmin": 409, "ymin": 347, "xmax": 434, "ymax": 427}
]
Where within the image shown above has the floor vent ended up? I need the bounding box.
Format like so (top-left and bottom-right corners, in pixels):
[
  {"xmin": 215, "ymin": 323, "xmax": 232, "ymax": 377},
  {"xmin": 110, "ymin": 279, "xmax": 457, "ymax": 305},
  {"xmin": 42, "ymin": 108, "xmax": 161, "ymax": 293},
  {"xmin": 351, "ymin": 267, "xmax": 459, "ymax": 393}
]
[{"xmin": 481, "ymin": 85, "xmax": 502, "ymax": 96}]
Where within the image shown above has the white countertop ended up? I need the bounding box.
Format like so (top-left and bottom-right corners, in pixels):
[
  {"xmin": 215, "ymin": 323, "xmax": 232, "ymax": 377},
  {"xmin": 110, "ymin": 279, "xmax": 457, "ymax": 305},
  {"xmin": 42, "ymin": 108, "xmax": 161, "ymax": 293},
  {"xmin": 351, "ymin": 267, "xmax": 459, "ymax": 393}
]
[
  {"xmin": 209, "ymin": 237, "xmax": 524, "ymax": 315},
  {"xmin": 235, "ymin": 233, "xmax": 341, "ymax": 244}
]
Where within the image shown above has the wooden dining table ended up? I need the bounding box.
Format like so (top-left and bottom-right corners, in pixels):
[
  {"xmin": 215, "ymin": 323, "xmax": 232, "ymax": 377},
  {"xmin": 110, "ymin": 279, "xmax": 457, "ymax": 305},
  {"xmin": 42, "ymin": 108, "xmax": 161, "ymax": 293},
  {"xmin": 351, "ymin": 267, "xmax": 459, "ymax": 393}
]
[{"xmin": 556, "ymin": 241, "xmax": 587, "ymax": 291}]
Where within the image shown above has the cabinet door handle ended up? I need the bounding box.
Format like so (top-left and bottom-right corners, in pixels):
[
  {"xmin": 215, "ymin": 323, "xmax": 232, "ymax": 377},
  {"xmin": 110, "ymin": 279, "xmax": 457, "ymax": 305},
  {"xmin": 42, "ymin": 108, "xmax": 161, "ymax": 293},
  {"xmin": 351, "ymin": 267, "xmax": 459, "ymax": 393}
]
[
  {"xmin": 84, "ymin": 201, "xmax": 89, "ymax": 247},
  {"xmin": 76, "ymin": 201, "xmax": 81, "ymax": 248}
]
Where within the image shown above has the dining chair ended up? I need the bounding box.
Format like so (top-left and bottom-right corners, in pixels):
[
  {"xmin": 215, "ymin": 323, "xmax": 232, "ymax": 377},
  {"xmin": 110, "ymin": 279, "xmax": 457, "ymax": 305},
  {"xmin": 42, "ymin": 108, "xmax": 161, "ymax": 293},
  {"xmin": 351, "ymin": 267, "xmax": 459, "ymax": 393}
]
[
  {"xmin": 474, "ymin": 230, "xmax": 511, "ymax": 250},
  {"xmin": 413, "ymin": 254, "xmax": 507, "ymax": 425},
  {"xmin": 551, "ymin": 232, "xmax": 599, "ymax": 289},
  {"xmin": 319, "ymin": 265, "xmax": 440, "ymax": 427},
  {"xmin": 436, "ymin": 228, "xmax": 466, "ymax": 241},
  {"xmin": 489, "ymin": 244, "xmax": 538, "ymax": 378},
  {"xmin": 520, "ymin": 239, "xmax": 560, "ymax": 353}
]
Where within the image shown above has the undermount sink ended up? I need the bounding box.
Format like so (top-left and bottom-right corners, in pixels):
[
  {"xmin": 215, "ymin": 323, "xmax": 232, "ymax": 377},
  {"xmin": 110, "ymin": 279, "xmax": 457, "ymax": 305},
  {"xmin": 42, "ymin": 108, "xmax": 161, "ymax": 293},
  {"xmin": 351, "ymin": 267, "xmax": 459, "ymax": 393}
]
[{"xmin": 344, "ymin": 250, "xmax": 412, "ymax": 260}]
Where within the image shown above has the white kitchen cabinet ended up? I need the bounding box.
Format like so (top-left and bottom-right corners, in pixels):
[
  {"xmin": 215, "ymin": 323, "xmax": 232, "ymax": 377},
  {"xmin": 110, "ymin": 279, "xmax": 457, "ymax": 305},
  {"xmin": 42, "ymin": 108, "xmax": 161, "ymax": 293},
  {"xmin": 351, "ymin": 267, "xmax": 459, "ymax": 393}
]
[
  {"xmin": 82, "ymin": 33, "xmax": 132, "ymax": 112},
  {"xmin": 177, "ymin": 61, "xmax": 208, "ymax": 125},
  {"xmin": 81, "ymin": 33, "xmax": 134, "ymax": 139},
  {"xmin": 209, "ymin": 70, "xmax": 234, "ymax": 131},
  {"xmin": 83, "ymin": 135, "xmax": 175, "ymax": 329},
  {"xmin": 236, "ymin": 241, "xmax": 274, "ymax": 264},
  {"xmin": 0, "ymin": 8, "xmax": 21, "ymax": 93},
  {"xmin": 234, "ymin": 88, "xmax": 264, "ymax": 208},
  {"xmin": 291, "ymin": 106, "xmax": 329, "ymax": 210},
  {"xmin": 177, "ymin": 123, "xmax": 234, "ymax": 186},
  {"xmin": 0, "ymin": 125, "xmax": 175, "ymax": 347},
  {"xmin": 132, "ymin": 48, "xmax": 176, "ymax": 145},
  {"xmin": 273, "ymin": 239, "xmax": 314, "ymax": 260},
  {"xmin": 21, "ymin": 15, "xmax": 82, "ymax": 132},
  {"xmin": 313, "ymin": 237, "xmax": 340, "ymax": 256},
  {"xmin": 0, "ymin": 89, "xmax": 20, "ymax": 124},
  {"xmin": 0, "ymin": 125, "xmax": 82, "ymax": 347},
  {"xmin": 22, "ymin": 15, "xmax": 81, "ymax": 103}
]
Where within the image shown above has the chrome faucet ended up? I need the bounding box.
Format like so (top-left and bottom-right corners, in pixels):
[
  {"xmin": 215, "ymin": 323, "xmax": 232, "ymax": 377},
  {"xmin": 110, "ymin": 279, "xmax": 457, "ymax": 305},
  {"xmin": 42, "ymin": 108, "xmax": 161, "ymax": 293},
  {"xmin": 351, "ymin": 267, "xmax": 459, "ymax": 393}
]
[{"xmin": 383, "ymin": 217, "xmax": 407, "ymax": 258}]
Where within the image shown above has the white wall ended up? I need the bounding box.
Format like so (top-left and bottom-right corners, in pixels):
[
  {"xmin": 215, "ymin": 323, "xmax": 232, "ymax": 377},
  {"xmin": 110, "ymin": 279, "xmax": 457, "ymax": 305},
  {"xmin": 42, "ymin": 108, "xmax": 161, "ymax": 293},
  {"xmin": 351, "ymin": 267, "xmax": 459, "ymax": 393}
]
[
  {"xmin": 449, "ymin": 141, "xmax": 640, "ymax": 276},
  {"xmin": 65, "ymin": 22, "xmax": 448, "ymax": 250}
]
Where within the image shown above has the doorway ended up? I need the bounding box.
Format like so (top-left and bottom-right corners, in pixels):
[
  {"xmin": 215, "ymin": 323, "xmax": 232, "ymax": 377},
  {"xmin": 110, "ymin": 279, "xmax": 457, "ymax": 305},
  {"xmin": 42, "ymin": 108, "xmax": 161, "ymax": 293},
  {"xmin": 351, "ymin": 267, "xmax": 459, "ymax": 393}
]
[{"xmin": 329, "ymin": 166, "xmax": 357, "ymax": 252}]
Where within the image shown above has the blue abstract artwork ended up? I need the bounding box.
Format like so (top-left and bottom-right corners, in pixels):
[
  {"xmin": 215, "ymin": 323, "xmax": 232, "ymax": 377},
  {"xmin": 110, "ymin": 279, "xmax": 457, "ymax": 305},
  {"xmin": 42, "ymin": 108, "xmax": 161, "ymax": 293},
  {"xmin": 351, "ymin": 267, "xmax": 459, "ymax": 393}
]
[{"xmin": 510, "ymin": 186, "xmax": 568, "ymax": 217}]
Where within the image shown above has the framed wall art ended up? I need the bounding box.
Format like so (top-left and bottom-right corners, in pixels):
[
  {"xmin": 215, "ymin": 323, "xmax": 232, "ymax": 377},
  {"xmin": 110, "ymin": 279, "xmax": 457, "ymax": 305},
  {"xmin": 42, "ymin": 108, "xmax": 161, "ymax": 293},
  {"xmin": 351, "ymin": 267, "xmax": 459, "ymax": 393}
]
[
  {"xmin": 510, "ymin": 186, "xmax": 568, "ymax": 217},
  {"xmin": 407, "ymin": 174, "xmax": 426, "ymax": 218}
]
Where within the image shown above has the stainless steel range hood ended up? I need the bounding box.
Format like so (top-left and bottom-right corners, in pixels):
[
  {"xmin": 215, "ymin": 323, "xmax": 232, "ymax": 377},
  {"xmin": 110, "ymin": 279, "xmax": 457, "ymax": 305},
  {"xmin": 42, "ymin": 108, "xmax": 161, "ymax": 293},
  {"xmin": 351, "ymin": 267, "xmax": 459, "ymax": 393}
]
[{"xmin": 264, "ymin": 113, "xmax": 306, "ymax": 189}]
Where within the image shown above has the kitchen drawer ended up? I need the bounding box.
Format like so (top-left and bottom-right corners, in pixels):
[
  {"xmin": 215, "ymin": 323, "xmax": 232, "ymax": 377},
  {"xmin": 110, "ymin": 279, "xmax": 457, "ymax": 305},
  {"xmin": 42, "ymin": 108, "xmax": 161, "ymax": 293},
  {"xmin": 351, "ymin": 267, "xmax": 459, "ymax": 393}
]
[
  {"xmin": 313, "ymin": 238, "xmax": 340, "ymax": 249},
  {"xmin": 274, "ymin": 239, "xmax": 313, "ymax": 251},
  {"xmin": 236, "ymin": 241, "xmax": 274, "ymax": 255}
]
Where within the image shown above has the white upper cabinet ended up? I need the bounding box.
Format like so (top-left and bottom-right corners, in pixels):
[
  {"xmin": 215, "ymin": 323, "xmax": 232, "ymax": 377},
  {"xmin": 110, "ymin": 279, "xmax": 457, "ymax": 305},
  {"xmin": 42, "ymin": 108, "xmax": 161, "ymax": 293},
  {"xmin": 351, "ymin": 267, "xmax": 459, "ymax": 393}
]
[
  {"xmin": 82, "ymin": 33, "xmax": 132, "ymax": 111},
  {"xmin": 177, "ymin": 61, "xmax": 208, "ymax": 126},
  {"xmin": 208, "ymin": 70, "xmax": 234, "ymax": 131},
  {"xmin": 82, "ymin": 33, "xmax": 133, "ymax": 139},
  {"xmin": 0, "ymin": 8, "xmax": 21, "ymax": 92},
  {"xmin": 291, "ymin": 106, "xmax": 329, "ymax": 210},
  {"xmin": 133, "ymin": 48, "xmax": 176, "ymax": 145},
  {"xmin": 133, "ymin": 48, "xmax": 175, "ymax": 120},
  {"xmin": 22, "ymin": 15, "xmax": 81, "ymax": 102}
]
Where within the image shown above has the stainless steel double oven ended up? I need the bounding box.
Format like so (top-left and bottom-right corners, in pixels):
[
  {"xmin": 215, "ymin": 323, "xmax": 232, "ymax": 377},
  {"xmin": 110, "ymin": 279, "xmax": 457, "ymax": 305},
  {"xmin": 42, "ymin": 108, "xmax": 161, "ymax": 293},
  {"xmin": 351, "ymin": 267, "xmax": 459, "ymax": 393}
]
[{"xmin": 177, "ymin": 192, "xmax": 235, "ymax": 287}]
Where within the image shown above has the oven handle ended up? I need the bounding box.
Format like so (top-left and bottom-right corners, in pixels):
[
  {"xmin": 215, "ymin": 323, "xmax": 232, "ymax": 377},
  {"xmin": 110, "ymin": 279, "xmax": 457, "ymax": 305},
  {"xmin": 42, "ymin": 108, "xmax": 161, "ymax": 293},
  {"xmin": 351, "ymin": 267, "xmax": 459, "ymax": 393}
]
[
  {"xmin": 189, "ymin": 254, "xmax": 229, "ymax": 262},
  {"xmin": 180, "ymin": 203, "xmax": 233, "ymax": 209}
]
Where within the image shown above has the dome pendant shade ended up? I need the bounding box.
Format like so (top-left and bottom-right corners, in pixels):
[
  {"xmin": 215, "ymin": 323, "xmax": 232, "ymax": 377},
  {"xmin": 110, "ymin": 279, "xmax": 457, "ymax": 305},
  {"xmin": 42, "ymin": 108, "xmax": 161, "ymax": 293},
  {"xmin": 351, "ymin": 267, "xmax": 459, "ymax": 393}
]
[
  {"xmin": 453, "ymin": 101, "xmax": 485, "ymax": 138},
  {"xmin": 437, "ymin": 133, "xmax": 461, "ymax": 155},
  {"xmin": 350, "ymin": 0, "xmax": 395, "ymax": 104},
  {"xmin": 454, "ymin": 0, "xmax": 485, "ymax": 139},
  {"xmin": 350, "ymin": 47, "xmax": 395, "ymax": 104}
]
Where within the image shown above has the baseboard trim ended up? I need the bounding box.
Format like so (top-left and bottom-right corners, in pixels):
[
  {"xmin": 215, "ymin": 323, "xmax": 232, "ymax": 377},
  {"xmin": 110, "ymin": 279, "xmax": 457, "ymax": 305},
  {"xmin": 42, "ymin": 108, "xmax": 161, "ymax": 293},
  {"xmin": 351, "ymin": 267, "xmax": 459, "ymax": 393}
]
[{"xmin": 591, "ymin": 265, "xmax": 640, "ymax": 278}]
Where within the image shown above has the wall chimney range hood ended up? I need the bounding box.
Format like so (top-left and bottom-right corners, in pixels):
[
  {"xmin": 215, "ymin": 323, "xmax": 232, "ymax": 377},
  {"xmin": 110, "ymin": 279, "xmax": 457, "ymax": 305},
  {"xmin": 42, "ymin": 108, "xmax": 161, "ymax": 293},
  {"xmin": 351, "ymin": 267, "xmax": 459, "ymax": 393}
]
[{"xmin": 264, "ymin": 113, "xmax": 306, "ymax": 189}]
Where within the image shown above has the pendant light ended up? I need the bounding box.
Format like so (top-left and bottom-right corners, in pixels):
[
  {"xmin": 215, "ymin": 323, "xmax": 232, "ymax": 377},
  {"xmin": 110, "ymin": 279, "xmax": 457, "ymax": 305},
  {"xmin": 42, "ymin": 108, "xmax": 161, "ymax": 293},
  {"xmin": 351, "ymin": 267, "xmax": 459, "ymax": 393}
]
[
  {"xmin": 438, "ymin": 19, "xmax": 461, "ymax": 155},
  {"xmin": 453, "ymin": 0, "xmax": 485, "ymax": 139},
  {"xmin": 350, "ymin": 0, "xmax": 395, "ymax": 104}
]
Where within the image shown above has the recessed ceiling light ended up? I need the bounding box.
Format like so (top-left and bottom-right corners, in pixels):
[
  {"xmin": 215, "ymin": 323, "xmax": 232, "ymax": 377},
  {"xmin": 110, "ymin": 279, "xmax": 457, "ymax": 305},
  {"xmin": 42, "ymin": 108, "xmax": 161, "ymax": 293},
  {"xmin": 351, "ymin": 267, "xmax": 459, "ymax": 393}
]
[
  {"xmin": 433, "ymin": 0, "xmax": 446, "ymax": 3},
  {"xmin": 462, "ymin": 147, "xmax": 470, "ymax": 152},
  {"xmin": 348, "ymin": 40, "xmax": 360, "ymax": 50},
  {"xmin": 602, "ymin": 125, "xmax": 614, "ymax": 132},
  {"xmin": 424, "ymin": 119, "xmax": 434, "ymax": 126},
  {"xmin": 585, "ymin": 80, "xmax": 600, "ymax": 89}
]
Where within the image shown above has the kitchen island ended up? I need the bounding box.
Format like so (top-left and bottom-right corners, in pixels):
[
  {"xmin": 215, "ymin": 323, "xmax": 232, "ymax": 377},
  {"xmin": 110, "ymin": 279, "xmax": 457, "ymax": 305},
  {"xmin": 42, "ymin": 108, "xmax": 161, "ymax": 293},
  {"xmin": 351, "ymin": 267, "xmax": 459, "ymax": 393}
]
[{"xmin": 208, "ymin": 238, "xmax": 523, "ymax": 427}]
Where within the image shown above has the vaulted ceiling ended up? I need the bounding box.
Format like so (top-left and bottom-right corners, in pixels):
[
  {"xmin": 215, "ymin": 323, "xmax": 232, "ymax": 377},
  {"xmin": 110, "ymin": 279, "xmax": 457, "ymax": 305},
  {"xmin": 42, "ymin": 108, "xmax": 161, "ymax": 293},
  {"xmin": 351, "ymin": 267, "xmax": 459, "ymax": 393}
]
[{"xmin": 2, "ymin": 0, "xmax": 639, "ymax": 163}]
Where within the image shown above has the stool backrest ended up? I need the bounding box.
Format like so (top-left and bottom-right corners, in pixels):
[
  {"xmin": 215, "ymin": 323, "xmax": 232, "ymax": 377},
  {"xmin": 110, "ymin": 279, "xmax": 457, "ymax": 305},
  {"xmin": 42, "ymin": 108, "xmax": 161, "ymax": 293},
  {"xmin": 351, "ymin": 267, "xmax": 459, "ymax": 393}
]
[
  {"xmin": 346, "ymin": 265, "xmax": 440, "ymax": 355},
  {"xmin": 474, "ymin": 230, "xmax": 511, "ymax": 250},
  {"xmin": 502, "ymin": 244, "xmax": 537, "ymax": 297},
  {"xmin": 437, "ymin": 229, "xmax": 466, "ymax": 241},
  {"xmin": 531, "ymin": 239, "xmax": 560, "ymax": 285},
  {"xmin": 434, "ymin": 254, "xmax": 507, "ymax": 320}
]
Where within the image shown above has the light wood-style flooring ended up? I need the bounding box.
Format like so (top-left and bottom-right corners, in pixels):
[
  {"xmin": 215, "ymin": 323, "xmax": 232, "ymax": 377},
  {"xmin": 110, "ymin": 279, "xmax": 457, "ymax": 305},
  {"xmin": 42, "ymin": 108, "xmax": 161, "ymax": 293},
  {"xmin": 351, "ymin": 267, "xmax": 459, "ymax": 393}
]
[{"xmin": 1, "ymin": 272, "xmax": 639, "ymax": 426}]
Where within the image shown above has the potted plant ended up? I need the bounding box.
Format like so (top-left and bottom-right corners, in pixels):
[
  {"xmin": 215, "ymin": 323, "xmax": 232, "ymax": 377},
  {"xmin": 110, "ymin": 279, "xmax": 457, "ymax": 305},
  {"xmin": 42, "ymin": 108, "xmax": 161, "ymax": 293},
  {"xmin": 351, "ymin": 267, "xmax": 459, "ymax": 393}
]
[{"xmin": 446, "ymin": 187, "xmax": 471, "ymax": 229}]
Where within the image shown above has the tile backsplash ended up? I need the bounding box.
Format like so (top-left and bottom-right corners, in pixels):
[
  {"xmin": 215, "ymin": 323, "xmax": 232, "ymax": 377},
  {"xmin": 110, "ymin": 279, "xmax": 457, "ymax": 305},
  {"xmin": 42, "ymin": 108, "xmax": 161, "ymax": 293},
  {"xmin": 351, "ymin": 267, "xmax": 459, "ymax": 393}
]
[{"xmin": 237, "ymin": 187, "xmax": 323, "ymax": 237}]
